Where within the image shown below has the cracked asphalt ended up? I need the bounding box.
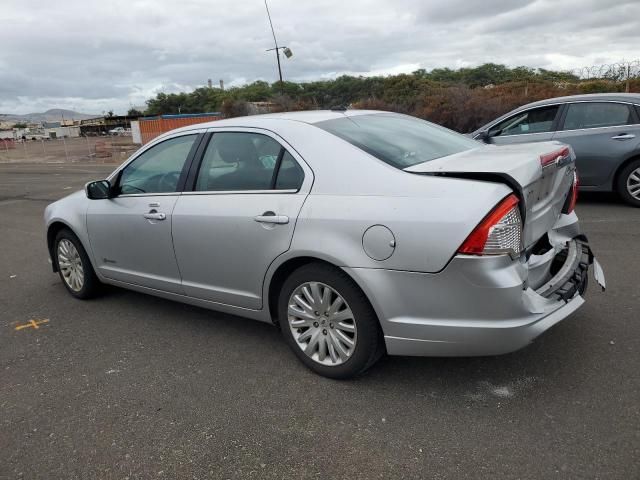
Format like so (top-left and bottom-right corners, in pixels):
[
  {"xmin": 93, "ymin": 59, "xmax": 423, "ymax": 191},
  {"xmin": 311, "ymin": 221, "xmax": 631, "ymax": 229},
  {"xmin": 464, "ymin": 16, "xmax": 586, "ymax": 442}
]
[{"xmin": 1, "ymin": 162, "xmax": 638, "ymax": 479}]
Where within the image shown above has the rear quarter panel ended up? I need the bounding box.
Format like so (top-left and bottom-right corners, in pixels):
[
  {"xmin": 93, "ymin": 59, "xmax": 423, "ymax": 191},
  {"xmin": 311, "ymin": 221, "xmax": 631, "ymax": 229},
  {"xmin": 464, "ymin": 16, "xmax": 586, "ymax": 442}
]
[
  {"xmin": 261, "ymin": 120, "xmax": 513, "ymax": 273},
  {"xmin": 290, "ymin": 178, "xmax": 512, "ymax": 273}
]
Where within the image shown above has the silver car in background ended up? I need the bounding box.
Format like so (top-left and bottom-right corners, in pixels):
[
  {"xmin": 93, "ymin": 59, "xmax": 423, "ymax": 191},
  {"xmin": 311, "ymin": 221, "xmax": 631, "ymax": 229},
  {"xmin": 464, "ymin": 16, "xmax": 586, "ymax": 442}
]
[
  {"xmin": 44, "ymin": 110, "xmax": 604, "ymax": 378},
  {"xmin": 471, "ymin": 93, "xmax": 640, "ymax": 206}
]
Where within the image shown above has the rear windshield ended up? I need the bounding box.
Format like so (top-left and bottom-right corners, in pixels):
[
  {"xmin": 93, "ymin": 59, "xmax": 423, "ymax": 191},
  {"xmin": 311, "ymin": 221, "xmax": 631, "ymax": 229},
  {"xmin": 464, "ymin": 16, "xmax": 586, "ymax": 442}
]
[{"xmin": 315, "ymin": 113, "xmax": 479, "ymax": 169}]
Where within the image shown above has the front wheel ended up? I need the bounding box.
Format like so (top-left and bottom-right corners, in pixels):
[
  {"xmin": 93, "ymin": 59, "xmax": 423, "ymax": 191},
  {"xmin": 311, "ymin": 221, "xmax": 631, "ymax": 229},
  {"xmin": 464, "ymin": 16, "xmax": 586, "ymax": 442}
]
[
  {"xmin": 616, "ymin": 159, "xmax": 640, "ymax": 207},
  {"xmin": 278, "ymin": 263, "xmax": 384, "ymax": 379},
  {"xmin": 54, "ymin": 229, "xmax": 101, "ymax": 299}
]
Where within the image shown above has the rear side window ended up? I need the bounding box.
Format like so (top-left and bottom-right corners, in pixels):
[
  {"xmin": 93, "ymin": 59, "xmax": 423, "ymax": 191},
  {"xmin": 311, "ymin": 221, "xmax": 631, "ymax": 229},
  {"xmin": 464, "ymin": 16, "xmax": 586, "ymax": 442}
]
[
  {"xmin": 562, "ymin": 102, "xmax": 633, "ymax": 130},
  {"xmin": 275, "ymin": 151, "xmax": 304, "ymax": 190},
  {"xmin": 489, "ymin": 105, "xmax": 559, "ymax": 137},
  {"xmin": 195, "ymin": 132, "xmax": 304, "ymax": 191},
  {"xmin": 315, "ymin": 114, "xmax": 478, "ymax": 169}
]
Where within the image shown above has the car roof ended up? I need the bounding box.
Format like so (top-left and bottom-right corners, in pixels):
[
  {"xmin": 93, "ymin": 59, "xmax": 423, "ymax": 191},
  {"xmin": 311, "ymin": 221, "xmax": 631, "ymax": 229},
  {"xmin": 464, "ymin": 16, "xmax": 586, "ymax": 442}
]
[
  {"xmin": 154, "ymin": 109, "xmax": 394, "ymax": 140},
  {"xmin": 518, "ymin": 92, "xmax": 640, "ymax": 110},
  {"xmin": 173, "ymin": 109, "xmax": 385, "ymax": 131}
]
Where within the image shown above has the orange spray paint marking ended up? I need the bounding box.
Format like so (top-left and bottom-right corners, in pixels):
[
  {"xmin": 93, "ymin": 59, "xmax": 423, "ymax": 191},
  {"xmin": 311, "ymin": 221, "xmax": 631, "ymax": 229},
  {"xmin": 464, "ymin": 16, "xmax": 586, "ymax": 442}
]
[{"xmin": 15, "ymin": 319, "xmax": 49, "ymax": 331}]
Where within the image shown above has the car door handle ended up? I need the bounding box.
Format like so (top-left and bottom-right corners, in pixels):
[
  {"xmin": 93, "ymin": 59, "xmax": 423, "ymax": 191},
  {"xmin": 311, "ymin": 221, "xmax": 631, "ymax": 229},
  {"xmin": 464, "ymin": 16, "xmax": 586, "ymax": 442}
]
[
  {"xmin": 143, "ymin": 212, "xmax": 166, "ymax": 221},
  {"xmin": 611, "ymin": 133, "xmax": 636, "ymax": 140},
  {"xmin": 254, "ymin": 213, "xmax": 289, "ymax": 224}
]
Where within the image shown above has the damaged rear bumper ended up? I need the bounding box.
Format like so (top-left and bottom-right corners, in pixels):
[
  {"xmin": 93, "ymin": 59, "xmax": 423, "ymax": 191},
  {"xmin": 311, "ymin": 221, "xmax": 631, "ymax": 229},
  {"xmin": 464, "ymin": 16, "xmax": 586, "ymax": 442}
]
[
  {"xmin": 344, "ymin": 213, "xmax": 605, "ymax": 357},
  {"xmin": 534, "ymin": 237, "xmax": 604, "ymax": 301}
]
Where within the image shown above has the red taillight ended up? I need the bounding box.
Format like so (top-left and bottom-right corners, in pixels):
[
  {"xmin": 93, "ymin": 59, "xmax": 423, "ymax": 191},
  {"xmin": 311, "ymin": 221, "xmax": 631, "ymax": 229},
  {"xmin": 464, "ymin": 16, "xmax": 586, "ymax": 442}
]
[
  {"xmin": 566, "ymin": 171, "xmax": 579, "ymax": 213},
  {"xmin": 540, "ymin": 146, "xmax": 570, "ymax": 168},
  {"xmin": 458, "ymin": 194, "xmax": 522, "ymax": 256}
]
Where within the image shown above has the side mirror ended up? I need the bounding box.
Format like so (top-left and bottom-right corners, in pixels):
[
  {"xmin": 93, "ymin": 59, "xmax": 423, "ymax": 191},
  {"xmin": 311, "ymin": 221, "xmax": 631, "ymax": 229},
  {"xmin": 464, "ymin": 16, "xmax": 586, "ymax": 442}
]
[
  {"xmin": 474, "ymin": 130, "xmax": 490, "ymax": 143},
  {"xmin": 475, "ymin": 129, "xmax": 502, "ymax": 144},
  {"xmin": 85, "ymin": 180, "xmax": 113, "ymax": 200}
]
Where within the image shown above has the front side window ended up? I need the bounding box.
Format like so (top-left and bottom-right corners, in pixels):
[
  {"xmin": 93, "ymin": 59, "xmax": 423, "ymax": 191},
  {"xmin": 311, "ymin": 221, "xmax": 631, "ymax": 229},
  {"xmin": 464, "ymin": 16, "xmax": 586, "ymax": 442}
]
[
  {"xmin": 315, "ymin": 114, "xmax": 478, "ymax": 169},
  {"xmin": 118, "ymin": 134, "xmax": 196, "ymax": 194},
  {"xmin": 195, "ymin": 132, "xmax": 304, "ymax": 191},
  {"xmin": 562, "ymin": 102, "xmax": 633, "ymax": 130},
  {"xmin": 490, "ymin": 105, "xmax": 559, "ymax": 137}
]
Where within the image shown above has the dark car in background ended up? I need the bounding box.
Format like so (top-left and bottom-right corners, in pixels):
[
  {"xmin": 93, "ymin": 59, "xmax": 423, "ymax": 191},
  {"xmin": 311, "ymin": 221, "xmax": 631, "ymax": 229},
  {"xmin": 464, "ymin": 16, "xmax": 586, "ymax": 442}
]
[{"xmin": 471, "ymin": 93, "xmax": 640, "ymax": 206}]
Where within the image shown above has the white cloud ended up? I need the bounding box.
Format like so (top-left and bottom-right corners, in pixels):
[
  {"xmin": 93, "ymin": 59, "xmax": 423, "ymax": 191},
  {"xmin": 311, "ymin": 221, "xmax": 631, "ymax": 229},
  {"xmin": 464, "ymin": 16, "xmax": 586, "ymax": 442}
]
[{"xmin": 0, "ymin": 0, "xmax": 638, "ymax": 114}]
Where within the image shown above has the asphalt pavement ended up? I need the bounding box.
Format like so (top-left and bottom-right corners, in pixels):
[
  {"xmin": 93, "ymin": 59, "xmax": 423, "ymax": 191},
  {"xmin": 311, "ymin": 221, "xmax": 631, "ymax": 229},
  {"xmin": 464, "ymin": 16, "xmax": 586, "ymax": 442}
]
[{"xmin": 1, "ymin": 162, "xmax": 638, "ymax": 479}]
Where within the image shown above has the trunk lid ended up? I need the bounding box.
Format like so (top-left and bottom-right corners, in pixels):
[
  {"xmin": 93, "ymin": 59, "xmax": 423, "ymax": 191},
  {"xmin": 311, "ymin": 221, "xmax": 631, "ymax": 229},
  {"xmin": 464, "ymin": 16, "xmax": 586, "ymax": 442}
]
[{"xmin": 405, "ymin": 141, "xmax": 576, "ymax": 248}]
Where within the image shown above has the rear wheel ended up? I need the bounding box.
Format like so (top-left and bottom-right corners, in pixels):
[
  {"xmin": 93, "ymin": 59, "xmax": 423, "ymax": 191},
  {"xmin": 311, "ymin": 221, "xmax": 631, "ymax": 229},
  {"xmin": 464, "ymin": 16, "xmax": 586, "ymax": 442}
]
[
  {"xmin": 616, "ymin": 159, "xmax": 640, "ymax": 207},
  {"xmin": 278, "ymin": 263, "xmax": 384, "ymax": 379},
  {"xmin": 54, "ymin": 229, "xmax": 100, "ymax": 299}
]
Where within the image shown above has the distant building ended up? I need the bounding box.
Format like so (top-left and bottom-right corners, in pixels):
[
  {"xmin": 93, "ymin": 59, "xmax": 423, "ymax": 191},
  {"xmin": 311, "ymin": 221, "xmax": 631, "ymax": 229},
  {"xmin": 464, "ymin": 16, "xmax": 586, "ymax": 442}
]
[
  {"xmin": 48, "ymin": 126, "xmax": 80, "ymax": 138},
  {"xmin": 0, "ymin": 130, "xmax": 14, "ymax": 140},
  {"xmin": 4, "ymin": 125, "xmax": 80, "ymax": 140},
  {"xmin": 79, "ymin": 115, "xmax": 135, "ymax": 136}
]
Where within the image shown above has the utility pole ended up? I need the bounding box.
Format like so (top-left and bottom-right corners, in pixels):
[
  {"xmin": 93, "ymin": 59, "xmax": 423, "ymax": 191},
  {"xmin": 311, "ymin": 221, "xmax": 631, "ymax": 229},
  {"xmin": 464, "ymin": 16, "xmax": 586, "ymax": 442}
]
[
  {"xmin": 265, "ymin": 0, "xmax": 282, "ymax": 89},
  {"xmin": 264, "ymin": 0, "xmax": 292, "ymax": 94}
]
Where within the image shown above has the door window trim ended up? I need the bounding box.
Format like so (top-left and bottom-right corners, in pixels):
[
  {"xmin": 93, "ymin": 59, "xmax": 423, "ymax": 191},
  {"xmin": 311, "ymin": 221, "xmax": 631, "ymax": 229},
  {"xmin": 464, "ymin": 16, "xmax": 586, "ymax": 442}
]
[
  {"xmin": 106, "ymin": 128, "xmax": 205, "ymax": 181},
  {"xmin": 481, "ymin": 100, "xmax": 640, "ymax": 139},
  {"xmin": 557, "ymin": 100, "xmax": 640, "ymax": 133},
  {"xmin": 486, "ymin": 103, "xmax": 564, "ymax": 138},
  {"xmin": 185, "ymin": 128, "xmax": 311, "ymax": 194},
  {"xmin": 111, "ymin": 132, "xmax": 205, "ymax": 198},
  {"xmin": 181, "ymin": 189, "xmax": 298, "ymax": 196}
]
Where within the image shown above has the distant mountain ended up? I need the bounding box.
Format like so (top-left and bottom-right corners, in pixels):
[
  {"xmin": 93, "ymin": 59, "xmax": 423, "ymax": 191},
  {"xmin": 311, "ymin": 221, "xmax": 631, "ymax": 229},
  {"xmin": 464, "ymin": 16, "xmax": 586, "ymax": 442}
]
[{"xmin": 0, "ymin": 109, "xmax": 98, "ymax": 123}]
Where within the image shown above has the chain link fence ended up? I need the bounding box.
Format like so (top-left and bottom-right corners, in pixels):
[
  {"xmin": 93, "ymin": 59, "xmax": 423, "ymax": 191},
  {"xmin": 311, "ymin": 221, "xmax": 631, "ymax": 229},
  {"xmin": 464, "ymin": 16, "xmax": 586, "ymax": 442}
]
[
  {"xmin": 568, "ymin": 60, "xmax": 640, "ymax": 92},
  {"xmin": 0, "ymin": 136, "xmax": 140, "ymax": 164}
]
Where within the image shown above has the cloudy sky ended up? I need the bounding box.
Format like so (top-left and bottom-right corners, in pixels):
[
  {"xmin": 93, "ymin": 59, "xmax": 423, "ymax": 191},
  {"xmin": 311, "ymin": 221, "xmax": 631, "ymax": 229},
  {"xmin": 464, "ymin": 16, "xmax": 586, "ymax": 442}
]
[{"xmin": 1, "ymin": 0, "xmax": 638, "ymax": 115}]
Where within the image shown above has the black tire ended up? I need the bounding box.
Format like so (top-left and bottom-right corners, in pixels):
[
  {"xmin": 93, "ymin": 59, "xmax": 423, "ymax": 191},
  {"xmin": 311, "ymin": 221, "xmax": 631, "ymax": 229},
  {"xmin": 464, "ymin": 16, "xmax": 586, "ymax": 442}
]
[
  {"xmin": 278, "ymin": 262, "xmax": 384, "ymax": 379},
  {"xmin": 54, "ymin": 228, "xmax": 101, "ymax": 299},
  {"xmin": 616, "ymin": 158, "xmax": 640, "ymax": 207}
]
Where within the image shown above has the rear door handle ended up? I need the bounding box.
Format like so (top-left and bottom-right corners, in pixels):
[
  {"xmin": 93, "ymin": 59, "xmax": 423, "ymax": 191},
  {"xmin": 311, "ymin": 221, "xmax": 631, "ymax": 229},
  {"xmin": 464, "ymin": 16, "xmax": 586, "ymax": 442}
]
[
  {"xmin": 143, "ymin": 212, "xmax": 166, "ymax": 221},
  {"xmin": 611, "ymin": 133, "xmax": 636, "ymax": 140},
  {"xmin": 254, "ymin": 212, "xmax": 289, "ymax": 224}
]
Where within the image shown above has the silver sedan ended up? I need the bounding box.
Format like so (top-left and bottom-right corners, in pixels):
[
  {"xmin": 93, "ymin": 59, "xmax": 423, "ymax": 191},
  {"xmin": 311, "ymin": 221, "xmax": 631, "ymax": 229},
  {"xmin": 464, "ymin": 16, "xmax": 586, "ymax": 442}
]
[{"xmin": 44, "ymin": 110, "xmax": 605, "ymax": 378}]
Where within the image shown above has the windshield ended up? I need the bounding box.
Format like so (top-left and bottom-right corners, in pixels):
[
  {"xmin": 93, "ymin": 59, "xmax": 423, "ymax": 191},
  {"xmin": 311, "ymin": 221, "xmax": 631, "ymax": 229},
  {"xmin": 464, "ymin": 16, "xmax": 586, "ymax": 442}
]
[{"xmin": 315, "ymin": 113, "xmax": 479, "ymax": 169}]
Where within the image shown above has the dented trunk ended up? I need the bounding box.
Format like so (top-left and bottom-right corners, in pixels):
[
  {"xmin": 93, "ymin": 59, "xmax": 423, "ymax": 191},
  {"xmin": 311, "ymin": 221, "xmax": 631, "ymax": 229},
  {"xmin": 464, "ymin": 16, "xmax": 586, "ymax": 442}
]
[{"xmin": 405, "ymin": 141, "xmax": 577, "ymax": 249}]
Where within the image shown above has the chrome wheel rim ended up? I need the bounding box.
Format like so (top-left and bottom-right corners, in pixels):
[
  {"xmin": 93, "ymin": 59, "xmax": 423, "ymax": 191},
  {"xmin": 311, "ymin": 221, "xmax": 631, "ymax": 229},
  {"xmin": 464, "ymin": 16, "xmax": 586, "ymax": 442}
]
[
  {"xmin": 288, "ymin": 282, "xmax": 357, "ymax": 366},
  {"xmin": 627, "ymin": 167, "xmax": 640, "ymax": 200},
  {"xmin": 57, "ymin": 239, "xmax": 84, "ymax": 292}
]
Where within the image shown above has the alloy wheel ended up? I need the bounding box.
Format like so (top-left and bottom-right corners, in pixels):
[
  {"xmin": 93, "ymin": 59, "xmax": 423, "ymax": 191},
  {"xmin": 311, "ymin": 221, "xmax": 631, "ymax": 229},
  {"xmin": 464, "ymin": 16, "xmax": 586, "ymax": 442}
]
[
  {"xmin": 287, "ymin": 282, "xmax": 357, "ymax": 366},
  {"xmin": 57, "ymin": 239, "xmax": 84, "ymax": 292},
  {"xmin": 627, "ymin": 167, "xmax": 640, "ymax": 201}
]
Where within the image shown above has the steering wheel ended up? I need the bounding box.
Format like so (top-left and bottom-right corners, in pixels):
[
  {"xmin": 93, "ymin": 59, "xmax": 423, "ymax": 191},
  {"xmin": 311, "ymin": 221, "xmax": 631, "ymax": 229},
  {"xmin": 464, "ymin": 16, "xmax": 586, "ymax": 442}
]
[{"xmin": 158, "ymin": 171, "xmax": 181, "ymax": 192}]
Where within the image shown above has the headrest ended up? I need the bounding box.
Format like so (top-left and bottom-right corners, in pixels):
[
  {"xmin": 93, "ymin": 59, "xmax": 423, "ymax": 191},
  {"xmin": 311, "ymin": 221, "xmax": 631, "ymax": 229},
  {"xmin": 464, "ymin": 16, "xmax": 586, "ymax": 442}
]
[{"xmin": 215, "ymin": 134, "xmax": 259, "ymax": 164}]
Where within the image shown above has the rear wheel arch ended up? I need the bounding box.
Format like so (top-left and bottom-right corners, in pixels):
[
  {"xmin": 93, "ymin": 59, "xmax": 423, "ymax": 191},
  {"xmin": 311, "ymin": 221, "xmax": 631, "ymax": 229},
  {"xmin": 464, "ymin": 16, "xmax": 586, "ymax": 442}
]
[
  {"xmin": 613, "ymin": 154, "xmax": 640, "ymax": 205},
  {"xmin": 267, "ymin": 256, "xmax": 380, "ymax": 330},
  {"xmin": 613, "ymin": 153, "xmax": 640, "ymax": 187}
]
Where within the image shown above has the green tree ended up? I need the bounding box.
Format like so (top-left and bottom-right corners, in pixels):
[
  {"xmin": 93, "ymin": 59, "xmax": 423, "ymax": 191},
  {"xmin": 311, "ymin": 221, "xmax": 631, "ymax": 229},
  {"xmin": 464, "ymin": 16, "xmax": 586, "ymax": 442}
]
[{"xmin": 140, "ymin": 63, "xmax": 625, "ymax": 129}]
